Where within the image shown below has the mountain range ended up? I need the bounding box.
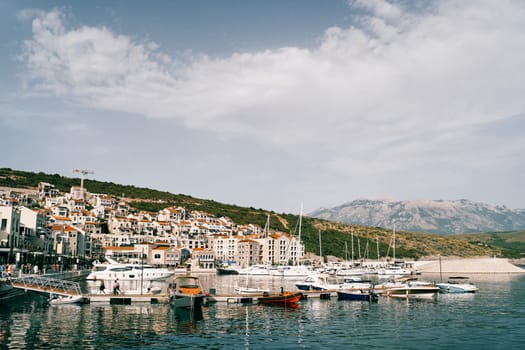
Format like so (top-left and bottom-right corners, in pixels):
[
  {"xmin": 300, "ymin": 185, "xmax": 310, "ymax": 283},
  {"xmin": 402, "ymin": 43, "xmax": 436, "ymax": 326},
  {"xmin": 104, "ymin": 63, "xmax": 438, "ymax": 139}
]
[{"xmin": 309, "ymin": 199, "xmax": 525, "ymax": 235}]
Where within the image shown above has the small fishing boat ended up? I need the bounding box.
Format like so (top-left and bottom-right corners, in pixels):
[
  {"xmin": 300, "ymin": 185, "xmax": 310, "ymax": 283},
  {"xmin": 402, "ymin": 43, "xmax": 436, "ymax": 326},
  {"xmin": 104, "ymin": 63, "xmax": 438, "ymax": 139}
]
[
  {"xmin": 337, "ymin": 289, "xmax": 378, "ymax": 302},
  {"xmin": 170, "ymin": 274, "xmax": 206, "ymax": 309},
  {"xmin": 258, "ymin": 289, "xmax": 303, "ymax": 306}
]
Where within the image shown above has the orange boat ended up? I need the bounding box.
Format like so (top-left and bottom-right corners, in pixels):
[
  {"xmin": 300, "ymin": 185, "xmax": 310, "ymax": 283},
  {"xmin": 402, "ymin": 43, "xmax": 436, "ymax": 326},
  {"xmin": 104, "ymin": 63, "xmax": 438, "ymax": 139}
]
[
  {"xmin": 170, "ymin": 274, "xmax": 205, "ymax": 309},
  {"xmin": 258, "ymin": 290, "xmax": 302, "ymax": 306}
]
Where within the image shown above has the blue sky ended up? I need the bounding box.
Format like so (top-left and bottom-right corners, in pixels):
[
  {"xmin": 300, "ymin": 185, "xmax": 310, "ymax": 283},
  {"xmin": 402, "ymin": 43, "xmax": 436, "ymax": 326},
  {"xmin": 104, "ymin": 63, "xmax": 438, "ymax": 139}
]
[{"xmin": 1, "ymin": 0, "xmax": 524, "ymax": 214}]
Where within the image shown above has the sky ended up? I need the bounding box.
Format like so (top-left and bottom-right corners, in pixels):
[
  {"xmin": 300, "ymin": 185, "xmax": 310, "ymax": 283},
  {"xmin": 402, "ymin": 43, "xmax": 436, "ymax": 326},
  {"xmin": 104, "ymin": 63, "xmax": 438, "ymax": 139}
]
[{"xmin": 1, "ymin": 0, "xmax": 524, "ymax": 215}]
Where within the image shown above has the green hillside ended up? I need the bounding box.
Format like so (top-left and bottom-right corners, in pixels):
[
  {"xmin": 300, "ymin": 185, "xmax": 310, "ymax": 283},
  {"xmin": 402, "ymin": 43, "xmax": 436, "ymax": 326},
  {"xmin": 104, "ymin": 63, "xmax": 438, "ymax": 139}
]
[
  {"xmin": 454, "ymin": 231, "xmax": 525, "ymax": 258},
  {"xmin": 0, "ymin": 167, "xmax": 502, "ymax": 259}
]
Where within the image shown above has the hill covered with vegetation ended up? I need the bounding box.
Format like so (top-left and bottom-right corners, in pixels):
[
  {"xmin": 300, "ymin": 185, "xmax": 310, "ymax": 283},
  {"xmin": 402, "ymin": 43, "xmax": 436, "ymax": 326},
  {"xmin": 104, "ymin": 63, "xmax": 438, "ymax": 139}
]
[
  {"xmin": 454, "ymin": 231, "xmax": 525, "ymax": 258},
  {"xmin": 0, "ymin": 167, "xmax": 509, "ymax": 259}
]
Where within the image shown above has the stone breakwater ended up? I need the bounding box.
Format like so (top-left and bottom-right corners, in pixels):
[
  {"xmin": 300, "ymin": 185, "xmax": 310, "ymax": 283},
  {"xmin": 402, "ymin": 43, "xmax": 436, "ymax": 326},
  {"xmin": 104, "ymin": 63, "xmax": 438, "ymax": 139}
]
[{"xmin": 415, "ymin": 257, "xmax": 525, "ymax": 274}]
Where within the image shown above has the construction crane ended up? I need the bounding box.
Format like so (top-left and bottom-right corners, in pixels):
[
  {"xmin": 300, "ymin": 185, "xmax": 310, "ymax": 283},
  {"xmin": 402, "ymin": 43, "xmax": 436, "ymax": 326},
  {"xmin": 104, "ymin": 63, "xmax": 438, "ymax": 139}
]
[{"xmin": 72, "ymin": 168, "xmax": 94, "ymax": 193}]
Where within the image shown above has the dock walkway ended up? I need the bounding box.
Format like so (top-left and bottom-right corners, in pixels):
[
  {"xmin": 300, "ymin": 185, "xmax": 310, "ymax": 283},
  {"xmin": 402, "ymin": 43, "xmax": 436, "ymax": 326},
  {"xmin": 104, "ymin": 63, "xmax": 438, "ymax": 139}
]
[{"xmin": 10, "ymin": 275, "xmax": 82, "ymax": 297}]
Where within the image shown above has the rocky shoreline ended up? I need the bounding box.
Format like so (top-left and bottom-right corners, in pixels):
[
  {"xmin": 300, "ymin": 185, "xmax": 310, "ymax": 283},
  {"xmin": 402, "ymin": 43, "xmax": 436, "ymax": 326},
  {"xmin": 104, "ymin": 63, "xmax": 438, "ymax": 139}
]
[{"xmin": 414, "ymin": 257, "xmax": 525, "ymax": 274}]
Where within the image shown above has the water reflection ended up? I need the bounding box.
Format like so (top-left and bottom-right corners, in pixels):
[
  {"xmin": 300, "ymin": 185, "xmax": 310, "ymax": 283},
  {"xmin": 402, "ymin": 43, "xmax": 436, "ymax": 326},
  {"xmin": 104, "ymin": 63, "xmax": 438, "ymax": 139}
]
[{"xmin": 1, "ymin": 273, "xmax": 524, "ymax": 349}]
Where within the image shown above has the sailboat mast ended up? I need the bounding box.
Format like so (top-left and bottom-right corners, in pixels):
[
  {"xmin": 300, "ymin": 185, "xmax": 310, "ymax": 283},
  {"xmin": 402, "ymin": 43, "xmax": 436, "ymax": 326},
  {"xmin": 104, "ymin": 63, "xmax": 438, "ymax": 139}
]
[
  {"xmin": 298, "ymin": 203, "xmax": 303, "ymax": 244},
  {"xmin": 265, "ymin": 214, "xmax": 270, "ymax": 264},
  {"xmin": 351, "ymin": 229, "xmax": 354, "ymax": 262},
  {"xmin": 376, "ymin": 236, "xmax": 380, "ymax": 261},
  {"xmin": 393, "ymin": 223, "xmax": 396, "ymax": 263},
  {"xmin": 319, "ymin": 230, "xmax": 322, "ymax": 259}
]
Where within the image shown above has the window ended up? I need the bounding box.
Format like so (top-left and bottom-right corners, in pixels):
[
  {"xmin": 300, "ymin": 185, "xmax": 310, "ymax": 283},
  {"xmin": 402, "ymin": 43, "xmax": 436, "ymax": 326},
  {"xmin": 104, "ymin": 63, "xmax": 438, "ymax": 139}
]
[
  {"xmin": 1, "ymin": 218, "xmax": 7, "ymax": 231},
  {"xmin": 154, "ymin": 254, "xmax": 161, "ymax": 259}
]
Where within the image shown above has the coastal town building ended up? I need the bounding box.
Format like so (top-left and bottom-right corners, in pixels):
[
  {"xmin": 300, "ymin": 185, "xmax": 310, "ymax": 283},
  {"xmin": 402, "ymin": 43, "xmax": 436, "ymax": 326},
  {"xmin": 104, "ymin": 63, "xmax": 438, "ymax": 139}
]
[{"xmin": 0, "ymin": 181, "xmax": 305, "ymax": 269}]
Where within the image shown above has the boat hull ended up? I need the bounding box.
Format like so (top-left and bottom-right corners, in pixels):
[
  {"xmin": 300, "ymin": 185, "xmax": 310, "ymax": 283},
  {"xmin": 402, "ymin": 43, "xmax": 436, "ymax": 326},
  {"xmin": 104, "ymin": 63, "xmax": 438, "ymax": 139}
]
[
  {"xmin": 49, "ymin": 295, "xmax": 88, "ymax": 305},
  {"xmin": 386, "ymin": 287, "xmax": 439, "ymax": 299},
  {"xmin": 337, "ymin": 290, "xmax": 378, "ymax": 302},
  {"xmin": 258, "ymin": 292, "xmax": 303, "ymax": 306},
  {"xmin": 170, "ymin": 274, "xmax": 205, "ymax": 309},
  {"xmin": 234, "ymin": 287, "xmax": 270, "ymax": 295},
  {"xmin": 216, "ymin": 267, "xmax": 239, "ymax": 275},
  {"xmin": 0, "ymin": 280, "xmax": 24, "ymax": 300},
  {"xmin": 295, "ymin": 284, "xmax": 313, "ymax": 291},
  {"xmin": 171, "ymin": 294, "xmax": 205, "ymax": 309},
  {"xmin": 436, "ymin": 283, "xmax": 478, "ymax": 293},
  {"xmin": 86, "ymin": 264, "xmax": 174, "ymax": 281}
]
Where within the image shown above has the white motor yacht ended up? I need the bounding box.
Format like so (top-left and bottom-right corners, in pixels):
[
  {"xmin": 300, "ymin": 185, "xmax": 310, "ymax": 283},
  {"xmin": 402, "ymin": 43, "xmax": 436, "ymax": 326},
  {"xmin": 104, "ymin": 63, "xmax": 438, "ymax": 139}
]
[{"xmin": 86, "ymin": 258, "xmax": 174, "ymax": 281}]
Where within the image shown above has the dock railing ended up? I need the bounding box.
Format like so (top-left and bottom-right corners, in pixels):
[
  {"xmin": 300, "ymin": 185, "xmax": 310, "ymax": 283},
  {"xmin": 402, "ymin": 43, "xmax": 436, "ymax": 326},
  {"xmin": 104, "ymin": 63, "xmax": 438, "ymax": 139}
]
[{"xmin": 9, "ymin": 275, "xmax": 82, "ymax": 296}]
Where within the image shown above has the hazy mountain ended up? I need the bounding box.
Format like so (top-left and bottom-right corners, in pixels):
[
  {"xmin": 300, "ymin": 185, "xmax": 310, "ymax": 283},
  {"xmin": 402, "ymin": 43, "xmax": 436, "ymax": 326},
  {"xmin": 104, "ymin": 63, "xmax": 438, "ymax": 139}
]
[{"xmin": 309, "ymin": 199, "xmax": 525, "ymax": 235}]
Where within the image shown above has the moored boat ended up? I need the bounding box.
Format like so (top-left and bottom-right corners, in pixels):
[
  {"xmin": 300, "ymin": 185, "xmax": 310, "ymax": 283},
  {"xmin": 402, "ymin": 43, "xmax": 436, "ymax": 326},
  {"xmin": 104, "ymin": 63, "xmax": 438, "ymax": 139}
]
[
  {"xmin": 170, "ymin": 274, "xmax": 206, "ymax": 309},
  {"xmin": 377, "ymin": 264, "xmax": 413, "ymax": 277},
  {"xmin": 295, "ymin": 275, "xmax": 319, "ymax": 291},
  {"xmin": 258, "ymin": 290, "xmax": 303, "ymax": 306},
  {"xmin": 384, "ymin": 285, "xmax": 439, "ymax": 299},
  {"xmin": 337, "ymin": 289, "xmax": 378, "ymax": 302},
  {"xmin": 375, "ymin": 277, "xmax": 439, "ymax": 299},
  {"xmin": 87, "ymin": 258, "xmax": 174, "ymax": 281},
  {"xmin": 49, "ymin": 294, "xmax": 88, "ymax": 305},
  {"xmin": 234, "ymin": 286, "xmax": 270, "ymax": 295},
  {"xmin": 237, "ymin": 264, "xmax": 271, "ymax": 276},
  {"xmin": 306, "ymin": 273, "xmax": 372, "ymax": 292},
  {"xmin": 269, "ymin": 265, "xmax": 313, "ymax": 278},
  {"xmin": 216, "ymin": 266, "xmax": 240, "ymax": 275},
  {"xmin": 436, "ymin": 277, "xmax": 478, "ymax": 293}
]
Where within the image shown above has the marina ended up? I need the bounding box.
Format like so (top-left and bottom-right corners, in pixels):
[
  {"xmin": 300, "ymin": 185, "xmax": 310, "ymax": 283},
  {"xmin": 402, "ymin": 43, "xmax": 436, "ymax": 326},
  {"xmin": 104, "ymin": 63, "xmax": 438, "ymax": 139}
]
[{"xmin": 1, "ymin": 272, "xmax": 524, "ymax": 349}]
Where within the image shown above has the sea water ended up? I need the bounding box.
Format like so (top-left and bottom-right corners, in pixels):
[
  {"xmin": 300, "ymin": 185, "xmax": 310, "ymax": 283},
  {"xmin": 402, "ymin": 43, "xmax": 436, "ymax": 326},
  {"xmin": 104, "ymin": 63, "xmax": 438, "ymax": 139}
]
[{"xmin": 1, "ymin": 272, "xmax": 524, "ymax": 349}]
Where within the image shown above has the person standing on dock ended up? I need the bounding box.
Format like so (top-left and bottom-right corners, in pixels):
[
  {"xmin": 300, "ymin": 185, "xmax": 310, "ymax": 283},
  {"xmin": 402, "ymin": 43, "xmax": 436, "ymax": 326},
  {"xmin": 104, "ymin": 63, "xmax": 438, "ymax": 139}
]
[
  {"xmin": 112, "ymin": 279, "xmax": 120, "ymax": 295},
  {"xmin": 99, "ymin": 280, "xmax": 106, "ymax": 294}
]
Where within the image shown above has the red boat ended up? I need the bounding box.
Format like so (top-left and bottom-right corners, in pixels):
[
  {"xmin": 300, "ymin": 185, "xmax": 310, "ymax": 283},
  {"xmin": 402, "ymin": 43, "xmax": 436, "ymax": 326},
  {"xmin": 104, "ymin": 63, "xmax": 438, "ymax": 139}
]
[{"xmin": 258, "ymin": 290, "xmax": 303, "ymax": 306}]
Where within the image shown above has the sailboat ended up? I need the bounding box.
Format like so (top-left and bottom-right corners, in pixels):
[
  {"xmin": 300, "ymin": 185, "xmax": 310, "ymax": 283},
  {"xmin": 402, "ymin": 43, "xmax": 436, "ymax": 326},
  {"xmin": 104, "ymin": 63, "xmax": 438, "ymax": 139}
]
[
  {"xmin": 235, "ymin": 279, "xmax": 270, "ymax": 296},
  {"xmin": 335, "ymin": 229, "xmax": 366, "ymax": 276},
  {"xmin": 377, "ymin": 223, "xmax": 412, "ymax": 277},
  {"xmin": 269, "ymin": 204, "xmax": 313, "ymax": 278}
]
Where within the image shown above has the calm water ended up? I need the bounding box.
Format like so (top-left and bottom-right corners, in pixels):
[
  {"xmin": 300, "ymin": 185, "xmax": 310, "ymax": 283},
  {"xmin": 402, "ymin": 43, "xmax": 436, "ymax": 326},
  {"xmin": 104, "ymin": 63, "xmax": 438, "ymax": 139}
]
[{"xmin": 1, "ymin": 272, "xmax": 525, "ymax": 349}]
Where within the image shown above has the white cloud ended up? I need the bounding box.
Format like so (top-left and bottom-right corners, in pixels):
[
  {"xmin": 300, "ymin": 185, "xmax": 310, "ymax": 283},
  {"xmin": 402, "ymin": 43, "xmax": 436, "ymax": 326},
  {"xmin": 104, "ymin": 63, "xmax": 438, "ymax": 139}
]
[{"xmin": 18, "ymin": 1, "xmax": 525, "ymax": 177}]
